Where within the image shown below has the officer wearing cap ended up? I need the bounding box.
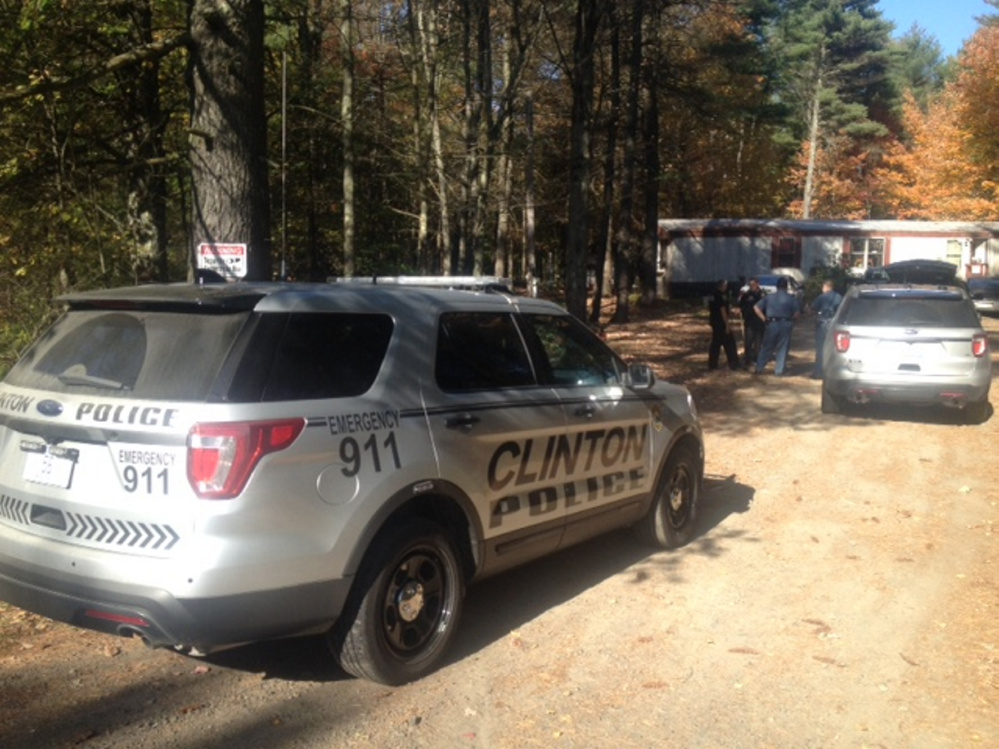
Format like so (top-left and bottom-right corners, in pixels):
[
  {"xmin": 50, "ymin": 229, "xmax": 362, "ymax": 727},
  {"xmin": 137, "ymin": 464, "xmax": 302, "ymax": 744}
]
[
  {"xmin": 738, "ymin": 277, "xmax": 766, "ymax": 368},
  {"xmin": 753, "ymin": 275, "xmax": 801, "ymax": 375},
  {"xmin": 810, "ymin": 280, "xmax": 843, "ymax": 378}
]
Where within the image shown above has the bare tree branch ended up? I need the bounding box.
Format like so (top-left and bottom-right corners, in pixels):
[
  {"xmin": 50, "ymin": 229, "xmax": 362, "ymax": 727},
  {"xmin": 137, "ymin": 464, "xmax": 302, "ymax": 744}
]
[{"xmin": 0, "ymin": 34, "xmax": 190, "ymax": 107}]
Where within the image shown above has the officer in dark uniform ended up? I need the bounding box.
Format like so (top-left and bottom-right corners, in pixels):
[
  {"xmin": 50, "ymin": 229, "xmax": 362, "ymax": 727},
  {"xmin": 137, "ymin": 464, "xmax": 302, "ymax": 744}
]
[
  {"xmin": 738, "ymin": 277, "xmax": 766, "ymax": 368},
  {"xmin": 753, "ymin": 276, "xmax": 802, "ymax": 376},
  {"xmin": 810, "ymin": 280, "xmax": 843, "ymax": 378},
  {"xmin": 708, "ymin": 279, "xmax": 741, "ymax": 370}
]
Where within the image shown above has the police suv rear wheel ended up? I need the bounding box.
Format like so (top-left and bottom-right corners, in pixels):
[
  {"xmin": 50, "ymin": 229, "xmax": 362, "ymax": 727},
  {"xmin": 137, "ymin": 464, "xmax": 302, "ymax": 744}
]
[
  {"xmin": 329, "ymin": 519, "xmax": 464, "ymax": 685},
  {"xmin": 965, "ymin": 398, "xmax": 989, "ymax": 425},
  {"xmin": 637, "ymin": 443, "xmax": 700, "ymax": 549}
]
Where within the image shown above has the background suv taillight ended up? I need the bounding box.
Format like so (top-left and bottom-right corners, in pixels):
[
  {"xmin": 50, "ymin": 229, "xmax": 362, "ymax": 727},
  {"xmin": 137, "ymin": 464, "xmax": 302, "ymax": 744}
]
[
  {"xmin": 188, "ymin": 419, "xmax": 305, "ymax": 499},
  {"xmin": 972, "ymin": 333, "xmax": 989, "ymax": 358},
  {"xmin": 834, "ymin": 330, "xmax": 850, "ymax": 353}
]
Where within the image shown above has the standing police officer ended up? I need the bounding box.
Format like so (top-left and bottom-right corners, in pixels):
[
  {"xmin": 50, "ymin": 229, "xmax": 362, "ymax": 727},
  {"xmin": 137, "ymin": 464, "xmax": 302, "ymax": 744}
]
[
  {"xmin": 810, "ymin": 279, "xmax": 843, "ymax": 378},
  {"xmin": 753, "ymin": 276, "xmax": 801, "ymax": 376},
  {"xmin": 738, "ymin": 277, "xmax": 766, "ymax": 368},
  {"xmin": 708, "ymin": 279, "xmax": 741, "ymax": 370}
]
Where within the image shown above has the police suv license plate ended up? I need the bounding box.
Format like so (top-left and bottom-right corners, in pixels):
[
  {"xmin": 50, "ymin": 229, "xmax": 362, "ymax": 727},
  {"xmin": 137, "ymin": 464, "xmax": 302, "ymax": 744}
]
[{"xmin": 22, "ymin": 442, "xmax": 79, "ymax": 489}]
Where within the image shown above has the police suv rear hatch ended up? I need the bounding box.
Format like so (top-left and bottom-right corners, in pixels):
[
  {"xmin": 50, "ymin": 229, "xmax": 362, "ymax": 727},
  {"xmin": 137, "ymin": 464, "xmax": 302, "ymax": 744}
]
[{"xmin": 0, "ymin": 284, "xmax": 265, "ymax": 554}]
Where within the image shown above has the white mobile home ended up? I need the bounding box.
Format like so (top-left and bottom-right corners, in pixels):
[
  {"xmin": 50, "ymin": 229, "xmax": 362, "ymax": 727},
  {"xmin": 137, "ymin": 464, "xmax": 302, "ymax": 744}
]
[{"xmin": 658, "ymin": 219, "xmax": 999, "ymax": 296}]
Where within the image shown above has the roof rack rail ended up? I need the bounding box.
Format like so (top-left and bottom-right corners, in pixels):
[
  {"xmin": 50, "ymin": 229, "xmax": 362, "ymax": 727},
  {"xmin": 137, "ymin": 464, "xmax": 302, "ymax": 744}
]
[{"xmin": 328, "ymin": 275, "xmax": 512, "ymax": 292}]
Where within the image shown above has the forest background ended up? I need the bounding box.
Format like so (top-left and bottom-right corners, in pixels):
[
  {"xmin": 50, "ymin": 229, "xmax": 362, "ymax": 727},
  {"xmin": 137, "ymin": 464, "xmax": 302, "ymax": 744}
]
[{"xmin": 3, "ymin": 0, "xmax": 999, "ymax": 374}]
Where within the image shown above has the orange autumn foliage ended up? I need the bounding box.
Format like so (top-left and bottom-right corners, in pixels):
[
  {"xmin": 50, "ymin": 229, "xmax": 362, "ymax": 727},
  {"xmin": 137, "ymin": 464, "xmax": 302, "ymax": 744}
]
[
  {"xmin": 786, "ymin": 135, "xmax": 893, "ymax": 220},
  {"xmin": 876, "ymin": 91, "xmax": 996, "ymax": 220},
  {"xmin": 875, "ymin": 25, "xmax": 999, "ymax": 221}
]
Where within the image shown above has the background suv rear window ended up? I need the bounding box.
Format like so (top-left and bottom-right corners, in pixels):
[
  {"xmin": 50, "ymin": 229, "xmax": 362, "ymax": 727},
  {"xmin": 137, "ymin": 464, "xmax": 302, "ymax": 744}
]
[{"xmin": 842, "ymin": 296, "xmax": 981, "ymax": 327}]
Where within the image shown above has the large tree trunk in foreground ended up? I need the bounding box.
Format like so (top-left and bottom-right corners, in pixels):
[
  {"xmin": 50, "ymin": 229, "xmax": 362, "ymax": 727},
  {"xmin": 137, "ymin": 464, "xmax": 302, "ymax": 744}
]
[{"xmin": 188, "ymin": 0, "xmax": 271, "ymax": 281}]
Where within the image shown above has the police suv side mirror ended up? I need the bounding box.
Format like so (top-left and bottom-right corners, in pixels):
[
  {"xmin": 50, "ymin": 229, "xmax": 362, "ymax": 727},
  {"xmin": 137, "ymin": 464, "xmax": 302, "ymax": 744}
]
[{"xmin": 625, "ymin": 363, "xmax": 655, "ymax": 390}]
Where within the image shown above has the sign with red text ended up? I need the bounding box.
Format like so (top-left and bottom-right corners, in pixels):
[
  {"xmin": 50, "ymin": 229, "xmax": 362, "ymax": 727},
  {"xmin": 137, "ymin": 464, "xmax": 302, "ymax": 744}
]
[{"xmin": 197, "ymin": 243, "xmax": 247, "ymax": 279}]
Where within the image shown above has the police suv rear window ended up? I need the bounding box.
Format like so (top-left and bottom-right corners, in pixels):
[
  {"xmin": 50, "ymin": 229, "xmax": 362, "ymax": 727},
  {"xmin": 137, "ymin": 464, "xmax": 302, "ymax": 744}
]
[
  {"xmin": 841, "ymin": 294, "xmax": 980, "ymax": 328},
  {"xmin": 6, "ymin": 309, "xmax": 248, "ymax": 400}
]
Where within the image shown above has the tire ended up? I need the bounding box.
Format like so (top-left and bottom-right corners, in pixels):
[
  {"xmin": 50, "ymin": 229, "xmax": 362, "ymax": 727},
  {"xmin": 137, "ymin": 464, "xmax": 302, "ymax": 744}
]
[
  {"xmin": 328, "ymin": 519, "xmax": 464, "ymax": 685},
  {"xmin": 821, "ymin": 386, "xmax": 843, "ymax": 415},
  {"xmin": 636, "ymin": 442, "xmax": 701, "ymax": 549},
  {"xmin": 964, "ymin": 399, "xmax": 989, "ymax": 425}
]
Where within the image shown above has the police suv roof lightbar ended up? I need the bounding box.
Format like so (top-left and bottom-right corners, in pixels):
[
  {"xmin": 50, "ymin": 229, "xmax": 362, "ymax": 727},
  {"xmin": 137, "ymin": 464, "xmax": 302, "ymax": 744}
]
[{"xmin": 328, "ymin": 275, "xmax": 512, "ymax": 292}]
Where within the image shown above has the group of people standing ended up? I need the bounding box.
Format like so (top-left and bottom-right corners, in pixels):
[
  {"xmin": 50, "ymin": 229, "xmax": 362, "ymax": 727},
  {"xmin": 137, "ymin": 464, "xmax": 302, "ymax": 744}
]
[{"xmin": 707, "ymin": 276, "xmax": 842, "ymax": 378}]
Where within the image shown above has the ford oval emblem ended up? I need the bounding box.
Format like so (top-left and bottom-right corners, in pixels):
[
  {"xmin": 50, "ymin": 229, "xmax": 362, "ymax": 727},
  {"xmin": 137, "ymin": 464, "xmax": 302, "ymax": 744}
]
[{"xmin": 37, "ymin": 399, "xmax": 64, "ymax": 418}]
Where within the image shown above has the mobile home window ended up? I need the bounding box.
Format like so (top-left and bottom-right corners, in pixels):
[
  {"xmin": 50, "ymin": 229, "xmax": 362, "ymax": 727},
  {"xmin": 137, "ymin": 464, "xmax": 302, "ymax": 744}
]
[
  {"xmin": 850, "ymin": 238, "xmax": 884, "ymax": 269},
  {"xmin": 771, "ymin": 237, "xmax": 801, "ymax": 268},
  {"xmin": 946, "ymin": 239, "xmax": 963, "ymax": 267}
]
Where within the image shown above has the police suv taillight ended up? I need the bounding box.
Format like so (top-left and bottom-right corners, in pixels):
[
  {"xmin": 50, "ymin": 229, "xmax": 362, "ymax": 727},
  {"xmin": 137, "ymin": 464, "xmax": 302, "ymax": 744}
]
[
  {"xmin": 834, "ymin": 330, "xmax": 850, "ymax": 353},
  {"xmin": 972, "ymin": 333, "xmax": 989, "ymax": 358},
  {"xmin": 187, "ymin": 419, "xmax": 305, "ymax": 499}
]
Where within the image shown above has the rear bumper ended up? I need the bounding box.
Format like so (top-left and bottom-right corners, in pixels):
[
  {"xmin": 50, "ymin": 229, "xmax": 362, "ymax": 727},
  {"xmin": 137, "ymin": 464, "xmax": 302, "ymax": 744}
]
[
  {"xmin": 0, "ymin": 550, "xmax": 351, "ymax": 652},
  {"xmin": 824, "ymin": 372, "xmax": 991, "ymax": 407}
]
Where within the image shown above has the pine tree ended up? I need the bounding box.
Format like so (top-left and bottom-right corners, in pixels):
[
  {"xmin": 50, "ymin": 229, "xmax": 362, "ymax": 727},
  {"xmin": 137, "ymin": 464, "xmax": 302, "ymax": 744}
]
[{"xmin": 771, "ymin": 0, "xmax": 897, "ymax": 218}]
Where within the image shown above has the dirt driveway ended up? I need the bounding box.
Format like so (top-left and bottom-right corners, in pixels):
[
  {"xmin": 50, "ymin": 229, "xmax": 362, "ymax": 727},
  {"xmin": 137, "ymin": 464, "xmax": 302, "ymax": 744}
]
[{"xmin": 2, "ymin": 309, "xmax": 997, "ymax": 749}]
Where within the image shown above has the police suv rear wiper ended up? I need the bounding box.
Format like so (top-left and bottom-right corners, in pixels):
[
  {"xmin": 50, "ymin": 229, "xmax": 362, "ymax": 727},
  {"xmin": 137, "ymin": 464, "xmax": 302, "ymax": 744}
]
[{"xmin": 57, "ymin": 366, "xmax": 129, "ymax": 391}]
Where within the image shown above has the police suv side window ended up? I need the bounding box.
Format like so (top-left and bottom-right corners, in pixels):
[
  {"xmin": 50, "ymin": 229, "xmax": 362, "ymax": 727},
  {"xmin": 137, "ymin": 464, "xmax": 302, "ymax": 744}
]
[
  {"xmin": 520, "ymin": 314, "xmax": 622, "ymax": 387},
  {"xmin": 435, "ymin": 312, "xmax": 535, "ymax": 391},
  {"xmin": 257, "ymin": 313, "xmax": 393, "ymax": 401}
]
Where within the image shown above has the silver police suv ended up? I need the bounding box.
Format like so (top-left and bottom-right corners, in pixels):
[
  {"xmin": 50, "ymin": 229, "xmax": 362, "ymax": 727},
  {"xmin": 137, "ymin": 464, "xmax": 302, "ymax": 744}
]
[
  {"xmin": 820, "ymin": 282, "xmax": 992, "ymax": 423},
  {"xmin": 0, "ymin": 278, "xmax": 703, "ymax": 684}
]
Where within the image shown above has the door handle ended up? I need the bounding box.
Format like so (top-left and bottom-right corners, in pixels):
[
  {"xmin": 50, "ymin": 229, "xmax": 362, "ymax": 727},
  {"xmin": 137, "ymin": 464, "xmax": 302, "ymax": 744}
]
[
  {"xmin": 445, "ymin": 413, "xmax": 481, "ymax": 430},
  {"xmin": 574, "ymin": 403, "xmax": 596, "ymax": 419}
]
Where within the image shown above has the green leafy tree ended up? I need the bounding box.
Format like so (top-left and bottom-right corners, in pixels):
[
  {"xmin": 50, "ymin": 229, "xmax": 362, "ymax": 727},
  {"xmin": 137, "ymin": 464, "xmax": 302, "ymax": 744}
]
[
  {"xmin": 889, "ymin": 23, "xmax": 946, "ymax": 108},
  {"xmin": 771, "ymin": 0, "xmax": 897, "ymax": 218}
]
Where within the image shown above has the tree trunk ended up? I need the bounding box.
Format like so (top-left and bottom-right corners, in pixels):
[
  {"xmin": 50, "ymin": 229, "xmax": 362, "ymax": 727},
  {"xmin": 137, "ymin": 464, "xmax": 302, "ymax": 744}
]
[
  {"xmin": 413, "ymin": 0, "xmax": 452, "ymax": 274},
  {"xmin": 340, "ymin": 0, "xmax": 356, "ymax": 275},
  {"xmin": 612, "ymin": 0, "xmax": 643, "ymax": 324},
  {"xmin": 471, "ymin": 0, "xmax": 492, "ymax": 276},
  {"xmin": 524, "ymin": 92, "xmax": 537, "ymax": 292},
  {"xmin": 494, "ymin": 27, "xmax": 514, "ymax": 280},
  {"xmin": 802, "ymin": 47, "xmax": 825, "ymax": 220},
  {"xmin": 565, "ymin": 0, "xmax": 604, "ymax": 320},
  {"xmin": 296, "ymin": 4, "xmax": 325, "ymax": 281},
  {"xmin": 188, "ymin": 0, "xmax": 270, "ymax": 281},
  {"xmin": 124, "ymin": 0, "xmax": 169, "ymax": 283},
  {"xmin": 457, "ymin": 0, "xmax": 480, "ymax": 273},
  {"xmin": 640, "ymin": 4, "xmax": 660, "ymax": 305},
  {"xmin": 802, "ymin": 88, "xmax": 821, "ymax": 219},
  {"xmin": 590, "ymin": 1, "xmax": 619, "ymax": 323}
]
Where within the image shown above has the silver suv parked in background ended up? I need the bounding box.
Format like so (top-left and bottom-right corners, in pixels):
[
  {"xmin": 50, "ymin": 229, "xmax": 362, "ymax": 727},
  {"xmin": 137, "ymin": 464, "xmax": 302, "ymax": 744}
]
[
  {"xmin": 0, "ymin": 279, "xmax": 703, "ymax": 684},
  {"xmin": 820, "ymin": 283, "xmax": 992, "ymax": 423}
]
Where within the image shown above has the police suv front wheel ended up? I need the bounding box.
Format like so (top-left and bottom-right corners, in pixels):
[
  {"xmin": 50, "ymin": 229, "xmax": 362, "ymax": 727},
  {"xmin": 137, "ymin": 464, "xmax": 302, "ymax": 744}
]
[
  {"xmin": 636, "ymin": 443, "xmax": 700, "ymax": 549},
  {"xmin": 329, "ymin": 519, "xmax": 465, "ymax": 685}
]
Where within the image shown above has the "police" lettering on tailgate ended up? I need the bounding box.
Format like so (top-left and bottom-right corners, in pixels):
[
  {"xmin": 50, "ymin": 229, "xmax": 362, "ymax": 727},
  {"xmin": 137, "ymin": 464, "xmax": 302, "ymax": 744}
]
[{"xmin": 76, "ymin": 402, "xmax": 179, "ymax": 428}]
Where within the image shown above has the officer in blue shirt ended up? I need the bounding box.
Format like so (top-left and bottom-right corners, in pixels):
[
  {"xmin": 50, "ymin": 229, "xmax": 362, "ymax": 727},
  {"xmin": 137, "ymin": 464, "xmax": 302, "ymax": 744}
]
[
  {"xmin": 753, "ymin": 276, "xmax": 802, "ymax": 376},
  {"xmin": 810, "ymin": 280, "xmax": 843, "ymax": 378}
]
